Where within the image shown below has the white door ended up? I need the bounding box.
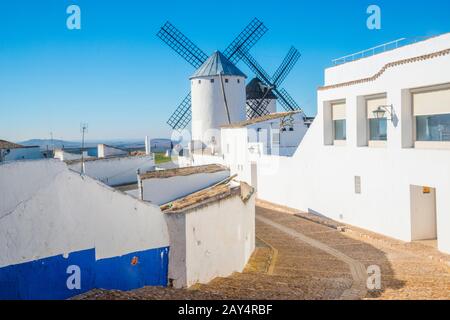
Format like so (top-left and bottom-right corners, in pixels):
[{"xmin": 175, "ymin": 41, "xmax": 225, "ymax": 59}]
[{"xmin": 410, "ymin": 185, "xmax": 437, "ymax": 241}]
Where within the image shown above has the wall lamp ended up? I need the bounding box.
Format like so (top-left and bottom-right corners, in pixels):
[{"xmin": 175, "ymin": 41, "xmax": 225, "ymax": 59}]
[{"xmin": 372, "ymin": 104, "xmax": 394, "ymax": 120}]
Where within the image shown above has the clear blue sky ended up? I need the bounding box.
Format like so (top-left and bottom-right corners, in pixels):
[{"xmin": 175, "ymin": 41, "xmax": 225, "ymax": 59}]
[{"xmin": 1, "ymin": 0, "xmax": 449, "ymax": 142}]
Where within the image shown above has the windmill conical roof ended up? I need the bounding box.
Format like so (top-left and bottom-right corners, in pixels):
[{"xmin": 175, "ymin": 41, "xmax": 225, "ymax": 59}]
[
  {"xmin": 191, "ymin": 51, "xmax": 247, "ymax": 79},
  {"xmin": 246, "ymin": 77, "xmax": 277, "ymax": 99}
]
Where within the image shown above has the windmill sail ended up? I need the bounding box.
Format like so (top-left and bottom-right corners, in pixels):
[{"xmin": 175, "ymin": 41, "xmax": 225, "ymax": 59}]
[
  {"xmin": 157, "ymin": 21, "xmax": 209, "ymax": 69},
  {"xmin": 240, "ymin": 49, "xmax": 303, "ymax": 114},
  {"xmin": 159, "ymin": 19, "xmax": 268, "ymax": 130}
]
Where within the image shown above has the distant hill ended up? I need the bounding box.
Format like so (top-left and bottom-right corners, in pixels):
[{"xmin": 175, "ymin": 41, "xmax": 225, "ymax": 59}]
[
  {"xmin": 19, "ymin": 138, "xmax": 173, "ymax": 150},
  {"xmin": 19, "ymin": 139, "xmax": 85, "ymax": 149}
]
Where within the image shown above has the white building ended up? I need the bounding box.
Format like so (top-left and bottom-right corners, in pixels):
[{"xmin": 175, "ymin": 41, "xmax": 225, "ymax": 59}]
[
  {"xmin": 221, "ymin": 110, "xmax": 308, "ymax": 157},
  {"xmin": 180, "ymin": 33, "xmax": 450, "ymax": 255},
  {"xmin": 190, "ymin": 51, "xmax": 247, "ymax": 154},
  {"xmin": 162, "ymin": 179, "xmax": 255, "ymax": 288},
  {"xmin": 255, "ymin": 33, "xmax": 450, "ymax": 254},
  {"xmin": 0, "ymin": 140, "xmax": 42, "ymax": 162},
  {"xmin": 180, "ymin": 111, "xmax": 309, "ymax": 186}
]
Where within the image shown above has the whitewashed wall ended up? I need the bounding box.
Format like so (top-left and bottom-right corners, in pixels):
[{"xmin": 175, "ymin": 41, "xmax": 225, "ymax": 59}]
[
  {"xmin": 0, "ymin": 160, "xmax": 169, "ymax": 267},
  {"xmin": 325, "ymin": 33, "xmax": 450, "ymax": 85},
  {"xmin": 67, "ymin": 155, "xmax": 155, "ymax": 186},
  {"xmin": 257, "ymin": 35, "xmax": 450, "ymax": 254},
  {"xmin": 0, "ymin": 159, "xmax": 170, "ymax": 298},
  {"xmin": 165, "ymin": 190, "xmax": 255, "ymax": 288},
  {"xmin": 140, "ymin": 170, "xmax": 230, "ymax": 205},
  {"xmin": 97, "ymin": 144, "xmax": 128, "ymax": 158},
  {"xmin": 54, "ymin": 149, "xmax": 91, "ymax": 161},
  {"xmin": 191, "ymin": 74, "xmax": 246, "ymax": 152}
]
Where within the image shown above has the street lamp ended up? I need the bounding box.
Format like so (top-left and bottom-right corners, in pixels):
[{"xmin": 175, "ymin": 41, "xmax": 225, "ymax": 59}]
[{"xmin": 373, "ymin": 105, "xmax": 394, "ymax": 120}]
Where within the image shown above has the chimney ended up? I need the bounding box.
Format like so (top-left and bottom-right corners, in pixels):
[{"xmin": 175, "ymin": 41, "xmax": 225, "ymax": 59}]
[{"xmin": 145, "ymin": 136, "xmax": 151, "ymax": 155}]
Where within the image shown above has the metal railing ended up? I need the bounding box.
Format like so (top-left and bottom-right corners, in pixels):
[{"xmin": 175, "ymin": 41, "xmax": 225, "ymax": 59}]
[{"xmin": 332, "ymin": 35, "xmax": 439, "ymax": 66}]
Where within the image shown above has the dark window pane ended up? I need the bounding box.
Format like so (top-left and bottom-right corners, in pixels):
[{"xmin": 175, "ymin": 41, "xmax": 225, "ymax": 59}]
[
  {"xmin": 369, "ymin": 118, "xmax": 387, "ymax": 141},
  {"xmin": 334, "ymin": 120, "xmax": 346, "ymax": 140},
  {"xmin": 416, "ymin": 114, "xmax": 450, "ymax": 141}
]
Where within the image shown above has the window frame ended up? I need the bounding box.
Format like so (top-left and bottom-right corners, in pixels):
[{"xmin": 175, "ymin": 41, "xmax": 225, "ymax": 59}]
[{"xmin": 411, "ymin": 84, "xmax": 450, "ymax": 150}]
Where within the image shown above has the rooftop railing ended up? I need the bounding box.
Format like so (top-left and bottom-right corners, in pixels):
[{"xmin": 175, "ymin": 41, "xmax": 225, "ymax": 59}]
[{"xmin": 332, "ymin": 35, "xmax": 439, "ymax": 66}]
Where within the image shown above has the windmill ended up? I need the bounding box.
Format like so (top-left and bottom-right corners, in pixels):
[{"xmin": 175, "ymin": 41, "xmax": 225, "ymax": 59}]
[
  {"xmin": 157, "ymin": 18, "xmax": 304, "ymax": 131},
  {"xmin": 245, "ymin": 46, "xmax": 301, "ymax": 119},
  {"xmin": 158, "ymin": 18, "xmax": 267, "ymax": 131}
]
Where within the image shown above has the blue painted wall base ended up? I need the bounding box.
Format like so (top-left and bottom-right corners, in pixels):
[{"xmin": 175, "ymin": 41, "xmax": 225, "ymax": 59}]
[{"xmin": 0, "ymin": 246, "xmax": 169, "ymax": 300}]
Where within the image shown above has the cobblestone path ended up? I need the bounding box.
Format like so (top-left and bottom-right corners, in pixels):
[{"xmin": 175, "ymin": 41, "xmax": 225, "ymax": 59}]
[{"xmin": 76, "ymin": 202, "xmax": 450, "ymax": 300}]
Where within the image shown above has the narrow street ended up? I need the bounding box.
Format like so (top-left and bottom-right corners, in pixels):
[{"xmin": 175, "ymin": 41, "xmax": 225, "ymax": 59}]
[{"xmin": 77, "ymin": 201, "xmax": 450, "ymax": 300}]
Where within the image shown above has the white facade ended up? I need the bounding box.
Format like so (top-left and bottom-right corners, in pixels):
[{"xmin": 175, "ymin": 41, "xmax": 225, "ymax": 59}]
[
  {"xmin": 179, "ymin": 112, "xmax": 309, "ymax": 186},
  {"xmin": 255, "ymin": 34, "xmax": 450, "ymax": 254},
  {"xmin": 222, "ymin": 111, "xmax": 308, "ymax": 157},
  {"xmin": 180, "ymin": 34, "xmax": 450, "ymax": 255},
  {"xmin": 191, "ymin": 74, "xmax": 246, "ymax": 153}
]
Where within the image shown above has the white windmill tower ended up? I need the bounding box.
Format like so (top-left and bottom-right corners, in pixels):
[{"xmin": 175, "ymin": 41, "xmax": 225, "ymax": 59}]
[{"xmin": 190, "ymin": 51, "xmax": 247, "ymax": 153}]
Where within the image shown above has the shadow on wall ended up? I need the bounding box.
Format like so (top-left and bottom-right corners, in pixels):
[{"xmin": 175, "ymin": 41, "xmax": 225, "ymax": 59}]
[{"xmin": 305, "ymin": 207, "xmax": 405, "ymax": 299}]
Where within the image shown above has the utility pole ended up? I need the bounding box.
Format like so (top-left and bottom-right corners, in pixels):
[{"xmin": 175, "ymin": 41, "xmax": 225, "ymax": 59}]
[{"xmin": 80, "ymin": 123, "xmax": 88, "ymax": 174}]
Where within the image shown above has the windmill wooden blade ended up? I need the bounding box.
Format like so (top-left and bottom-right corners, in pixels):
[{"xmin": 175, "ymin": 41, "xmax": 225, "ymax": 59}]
[
  {"xmin": 239, "ymin": 50, "xmax": 272, "ymax": 85},
  {"xmin": 161, "ymin": 18, "xmax": 268, "ymax": 131},
  {"xmin": 223, "ymin": 18, "xmax": 268, "ymax": 65},
  {"xmin": 274, "ymin": 88, "xmax": 302, "ymax": 112},
  {"xmin": 240, "ymin": 50, "xmax": 303, "ymax": 113},
  {"xmin": 246, "ymin": 99, "xmax": 271, "ymax": 119},
  {"xmin": 157, "ymin": 21, "xmax": 209, "ymax": 69},
  {"xmin": 272, "ymin": 46, "xmax": 301, "ymax": 87},
  {"xmin": 166, "ymin": 93, "xmax": 192, "ymax": 131}
]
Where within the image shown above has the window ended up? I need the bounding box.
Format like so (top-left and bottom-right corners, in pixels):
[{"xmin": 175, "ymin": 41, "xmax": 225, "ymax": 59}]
[
  {"xmin": 413, "ymin": 87, "xmax": 450, "ymax": 147},
  {"xmin": 332, "ymin": 102, "xmax": 346, "ymax": 142},
  {"xmin": 354, "ymin": 176, "xmax": 361, "ymax": 194},
  {"xmin": 369, "ymin": 118, "xmax": 387, "ymax": 140},
  {"xmin": 366, "ymin": 96, "xmax": 387, "ymax": 146},
  {"xmin": 334, "ymin": 120, "xmax": 346, "ymax": 140},
  {"xmin": 225, "ymin": 79, "xmax": 229, "ymax": 83},
  {"xmin": 237, "ymin": 79, "xmax": 240, "ymax": 83},
  {"xmin": 416, "ymin": 114, "xmax": 450, "ymax": 141},
  {"xmin": 272, "ymin": 130, "xmax": 280, "ymax": 145},
  {"xmin": 198, "ymin": 80, "xmax": 201, "ymax": 84},
  {"xmin": 210, "ymin": 79, "xmax": 214, "ymax": 83}
]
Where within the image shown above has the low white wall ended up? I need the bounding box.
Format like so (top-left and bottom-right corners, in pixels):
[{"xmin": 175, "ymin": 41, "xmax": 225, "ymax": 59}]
[
  {"xmin": 68, "ymin": 155, "xmax": 155, "ymax": 186},
  {"xmin": 165, "ymin": 190, "xmax": 255, "ymax": 288},
  {"xmin": 0, "ymin": 160, "xmax": 169, "ymax": 266},
  {"xmin": 98, "ymin": 144, "xmax": 128, "ymax": 158},
  {"xmin": 141, "ymin": 170, "xmax": 230, "ymax": 205}
]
